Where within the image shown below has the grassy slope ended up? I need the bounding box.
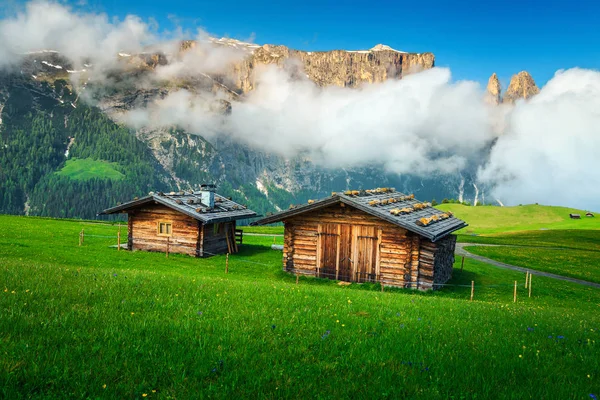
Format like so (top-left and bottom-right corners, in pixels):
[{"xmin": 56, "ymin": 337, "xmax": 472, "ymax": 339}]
[
  {"xmin": 55, "ymin": 157, "xmax": 125, "ymax": 181},
  {"xmin": 436, "ymin": 204, "xmax": 600, "ymax": 234},
  {"xmin": 0, "ymin": 215, "xmax": 599, "ymax": 399}
]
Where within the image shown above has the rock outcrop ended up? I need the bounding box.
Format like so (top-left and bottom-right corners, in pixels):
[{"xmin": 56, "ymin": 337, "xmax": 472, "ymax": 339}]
[
  {"xmin": 485, "ymin": 73, "xmax": 502, "ymax": 105},
  {"xmin": 228, "ymin": 43, "xmax": 434, "ymax": 92},
  {"xmin": 503, "ymin": 71, "xmax": 539, "ymax": 104}
]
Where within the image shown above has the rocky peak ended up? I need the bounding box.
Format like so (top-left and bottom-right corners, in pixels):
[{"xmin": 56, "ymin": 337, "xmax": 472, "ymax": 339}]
[
  {"xmin": 503, "ymin": 71, "xmax": 539, "ymax": 104},
  {"xmin": 485, "ymin": 73, "xmax": 502, "ymax": 105}
]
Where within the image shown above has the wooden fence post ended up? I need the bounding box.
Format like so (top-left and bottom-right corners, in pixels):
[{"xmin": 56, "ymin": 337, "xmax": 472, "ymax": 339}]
[
  {"xmin": 460, "ymin": 256, "xmax": 465, "ymax": 273},
  {"xmin": 117, "ymin": 229, "xmax": 121, "ymax": 251},
  {"xmin": 514, "ymin": 281, "xmax": 517, "ymax": 303},
  {"xmin": 225, "ymin": 253, "xmax": 229, "ymax": 274},
  {"xmin": 525, "ymin": 272, "xmax": 529, "ymax": 289},
  {"xmin": 296, "ymin": 272, "xmax": 299, "ymax": 285},
  {"xmin": 166, "ymin": 237, "xmax": 170, "ymax": 258},
  {"xmin": 78, "ymin": 230, "xmax": 82, "ymax": 247},
  {"xmin": 81, "ymin": 229, "xmax": 84, "ymax": 244},
  {"xmin": 470, "ymin": 281, "xmax": 474, "ymax": 301},
  {"xmin": 528, "ymin": 274, "xmax": 532, "ymax": 298}
]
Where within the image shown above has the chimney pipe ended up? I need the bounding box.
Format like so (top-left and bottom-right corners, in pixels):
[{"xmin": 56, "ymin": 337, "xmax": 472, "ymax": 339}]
[{"xmin": 199, "ymin": 184, "xmax": 216, "ymax": 208}]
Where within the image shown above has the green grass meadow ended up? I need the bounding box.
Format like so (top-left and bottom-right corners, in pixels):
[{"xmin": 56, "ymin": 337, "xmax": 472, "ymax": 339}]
[
  {"xmin": 437, "ymin": 204, "xmax": 599, "ymax": 234},
  {"xmin": 56, "ymin": 158, "xmax": 125, "ymax": 181},
  {"xmin": 1, "ymin": 214, "xmax": 599, "ymax": 399}
]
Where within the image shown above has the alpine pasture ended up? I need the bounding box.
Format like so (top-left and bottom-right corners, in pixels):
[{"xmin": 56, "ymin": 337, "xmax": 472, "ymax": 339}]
[{"xmin": 1, "ymin": 205, "xmax": 599, "ymax": 399}]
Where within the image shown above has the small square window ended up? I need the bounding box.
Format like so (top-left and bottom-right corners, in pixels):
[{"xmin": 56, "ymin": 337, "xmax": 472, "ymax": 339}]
[{"xmin": 157, "ymin": 222, "xmax": 172, "ymax": 236}]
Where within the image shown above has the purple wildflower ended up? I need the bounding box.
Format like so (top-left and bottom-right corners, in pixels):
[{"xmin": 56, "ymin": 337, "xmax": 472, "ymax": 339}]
[
  {"xmin": 197, "ymin": 311, "xmax": 203, "ymax": 316},
  {"xmin": 321, "ymin": 330, "xmax": 331, "ymax": 340},
  {"xmin": 548, "ymin": 335, "xmax": 553, "ymax": 339},
  {"xmin": 271, "ymin": 324, "xmax": 276, "ymax": 330},
  {"xmin": 558, "ymin": 335, "xmax": 565, "ymax": 339},
  {"xmin": 589, "ymin": 394, "xmax": 597, "ymax": 400},
  {"xmin": 113, "ymin": 273, "xmax": 117, "ymax": 277},
  {"xmin": 527, "ymin": 327, "xmax": 534, "ymax": 331}
]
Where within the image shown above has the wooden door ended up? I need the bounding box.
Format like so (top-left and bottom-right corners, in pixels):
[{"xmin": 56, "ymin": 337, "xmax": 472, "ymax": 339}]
[
  {"xmin": 318, "ymin": 224, "xmax": 339, "ymax": 279},
  {"xmin": 353, "ymin": 225, "xmax": 379, "ymax": 282},
  {"xmin": 337, "ymin": 224, "xmax": 353, "ymax": 282},
  {"xmin": 317, "ymin": 224, "xmax": 354, "ymax": 281}
]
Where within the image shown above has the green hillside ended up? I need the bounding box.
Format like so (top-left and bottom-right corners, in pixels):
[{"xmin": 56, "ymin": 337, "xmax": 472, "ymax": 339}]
[
  {"xmin": 0, "ymin": 215, "xmax": 599, "ymax": 398},
  {"xmin": 56, "ymin": 158, "xmax": 125, "ymax": 181},
  {"xmin": 436, "ymin": 204, "xmax": 600, "ymax": 234}
]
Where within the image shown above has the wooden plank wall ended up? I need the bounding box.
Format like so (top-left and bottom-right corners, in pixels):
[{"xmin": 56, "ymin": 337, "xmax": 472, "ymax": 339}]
[
  {"xmin": 202, "ymin": 222, "xmax": 232, "ymax": 256},
  {"xmin": 282, "ymin": 203, "xmax": 416, "ymax": 287},
  {"xmin": 130, "ymin": 205, "xmax": 199, "ymax": 256}
]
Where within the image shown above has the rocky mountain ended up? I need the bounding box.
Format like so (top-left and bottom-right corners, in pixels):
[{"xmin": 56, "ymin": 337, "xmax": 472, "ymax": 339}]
[
  {"xmin": 485, "ymin": 73, "xmax": 502, "ymax": 105},
  {"xmin": 503, "ymin": 71, "xmax": 540, "ymax": 104},
  {"xmin": 0, "ymin": 38, "xmax": 508, "ymax": 220}
]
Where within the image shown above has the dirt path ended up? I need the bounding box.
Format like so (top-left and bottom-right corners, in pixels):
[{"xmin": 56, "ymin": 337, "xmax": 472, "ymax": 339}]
[{"xmin": 456, "ymin": 243, "xmax": 600, "ymax": 289}]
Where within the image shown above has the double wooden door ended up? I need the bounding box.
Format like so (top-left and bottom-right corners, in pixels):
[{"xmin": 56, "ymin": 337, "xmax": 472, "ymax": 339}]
[{"xmin": 318, "ymin": 223, "xmax": 380, "ymax": 282}]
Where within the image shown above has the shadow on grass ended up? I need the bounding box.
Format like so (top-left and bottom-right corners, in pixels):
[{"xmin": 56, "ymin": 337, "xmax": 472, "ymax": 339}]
[{"xmin": 236, "ymin": 244, "xmax": 279, "ymax": 257}]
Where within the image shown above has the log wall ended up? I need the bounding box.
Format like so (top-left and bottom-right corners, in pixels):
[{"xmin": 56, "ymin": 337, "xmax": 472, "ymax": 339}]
[
  {"xmin": 281, "ymin": 202, "xmax": 457, "ymax": 290},
  {"xmin": 129, "ymin": 205, "xmax": 199, "ymax": 257}
]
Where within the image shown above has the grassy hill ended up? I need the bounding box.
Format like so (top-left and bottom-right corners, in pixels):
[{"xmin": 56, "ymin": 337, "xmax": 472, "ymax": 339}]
[
  {"xmin": 436, "ymin": 204, "xmax": 600, "ymax": 234},
  {"xmin": 1, "ymin": 214, "xmax": 599, "ymax": 398},
  {"xmin": 56, "ymin": 158, "xmax": 125, "ymax": 181}
]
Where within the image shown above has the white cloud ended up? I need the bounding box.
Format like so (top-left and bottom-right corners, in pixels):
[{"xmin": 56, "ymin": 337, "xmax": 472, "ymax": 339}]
[
  {"xmin": 478, "ymin": 68, "xmax": 600, "ymax": 210},
  {"xmin": 0, "ymin": 1, "xmax": 155, "ymax": 69}
]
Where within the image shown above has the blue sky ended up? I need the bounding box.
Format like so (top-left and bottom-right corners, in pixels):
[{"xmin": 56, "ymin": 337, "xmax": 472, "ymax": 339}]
[{"xmin": 9, "ymin": 0, "xmax": 600, "ymax": 87}]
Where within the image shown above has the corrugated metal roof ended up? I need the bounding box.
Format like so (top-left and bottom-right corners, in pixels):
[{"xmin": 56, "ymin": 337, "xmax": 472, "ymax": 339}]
[
  {"xmin": 101, "ymin": 191, "xmax": 257, "ymax": 224},
  {"xmin": 252, "ymin": 190, "xmax": 467, "ymax": 242}
]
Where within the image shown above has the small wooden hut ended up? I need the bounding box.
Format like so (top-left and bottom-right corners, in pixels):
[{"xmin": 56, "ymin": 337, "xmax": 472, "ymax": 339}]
[
  {"xmin": 101, "ymin": 185, "xmax": 257, "ymax": 257},
  {"xmin": 253, "ymin": 189, "xmax": 467, "ymax": 290}
]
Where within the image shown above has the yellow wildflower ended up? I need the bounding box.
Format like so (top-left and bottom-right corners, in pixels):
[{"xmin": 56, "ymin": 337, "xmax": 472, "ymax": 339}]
[{"xmin": 102, "ymin": 384, "xmax": 106, "ymax": 389}]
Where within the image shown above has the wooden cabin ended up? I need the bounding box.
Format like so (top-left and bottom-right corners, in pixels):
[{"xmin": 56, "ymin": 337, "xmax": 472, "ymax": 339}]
[
  {"xmin": 101, "ymin": 185, "xmax": 257, "ymax": 257},
  {"xmin": 570, "ymin": 213, "xmax": 581, "ymax": 219},
  {"xmin": 253, "ymin": 189, "xmax": 467, "ymax": 290},
  {"xmin": 586, "ymin": 212, "xmax": 594, "ymax": 217}
]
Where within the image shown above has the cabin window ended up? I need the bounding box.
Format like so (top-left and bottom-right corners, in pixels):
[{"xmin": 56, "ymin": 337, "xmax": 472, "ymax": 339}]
[{"xmin": 157, "ymin": 221, "xmax": 173, "ymax": 236}]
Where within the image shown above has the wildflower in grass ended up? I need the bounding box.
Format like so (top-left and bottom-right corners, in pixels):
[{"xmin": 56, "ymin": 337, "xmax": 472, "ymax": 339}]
[
  {"xmin": 519, "ymin": 355, "xmax": 522, "ymax": 358},
  {"xmin": 113, "ymin": 273, "xmax": 117, "ymax": 277},
  {"xmin": 142, "ymin": 394, "xmax": 147, "ymax": 397},
  {"xmin": 271, "ymin": 325, "xmax": 276, "ymax": 330},
  {"xmin": 197, "ymin": 311, "xmax": 203, "ymax": 316},
  {"xmin": 527, "ymin": 327, "xmax": 534, "ymax": 331},
  {"xmin": 102, "ymin": 384, "xmax": 106, "ymax": 389},
  {"xmin": 590, "ymin": 395, "xmax": 597, "ymax": 400},
  {"xmin": 347, "ymin": 299, "xmax": 352, "ymax": 304},
  {"xmin": 321, "ymin": 330, "xmax": 331, "ymax": 340},
  {"xmin": 558, "ymin": 335, "xmax": 565, "ymax": 339},
  {"xmin": 131, "ymin": 312, "xmax": 134, "ymax": 315}
]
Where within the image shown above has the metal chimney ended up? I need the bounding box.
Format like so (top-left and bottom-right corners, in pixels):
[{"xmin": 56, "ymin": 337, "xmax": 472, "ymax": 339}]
[{"xmin": 199, "ymin": 184, "xmax": 216, "ymax": 208}]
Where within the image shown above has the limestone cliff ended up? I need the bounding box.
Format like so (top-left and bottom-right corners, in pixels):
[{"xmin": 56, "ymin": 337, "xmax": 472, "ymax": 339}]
[
  {"xmin": 503, "ymin": 71, "xmax": 539, "ymax": 104},
  {"xmin": 485, "ymin": 73, "xmax": 502, "ymax": 105},
  {"xmin": 227, "ymin": 42, "xmax": 435, "ymax": 92}
]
